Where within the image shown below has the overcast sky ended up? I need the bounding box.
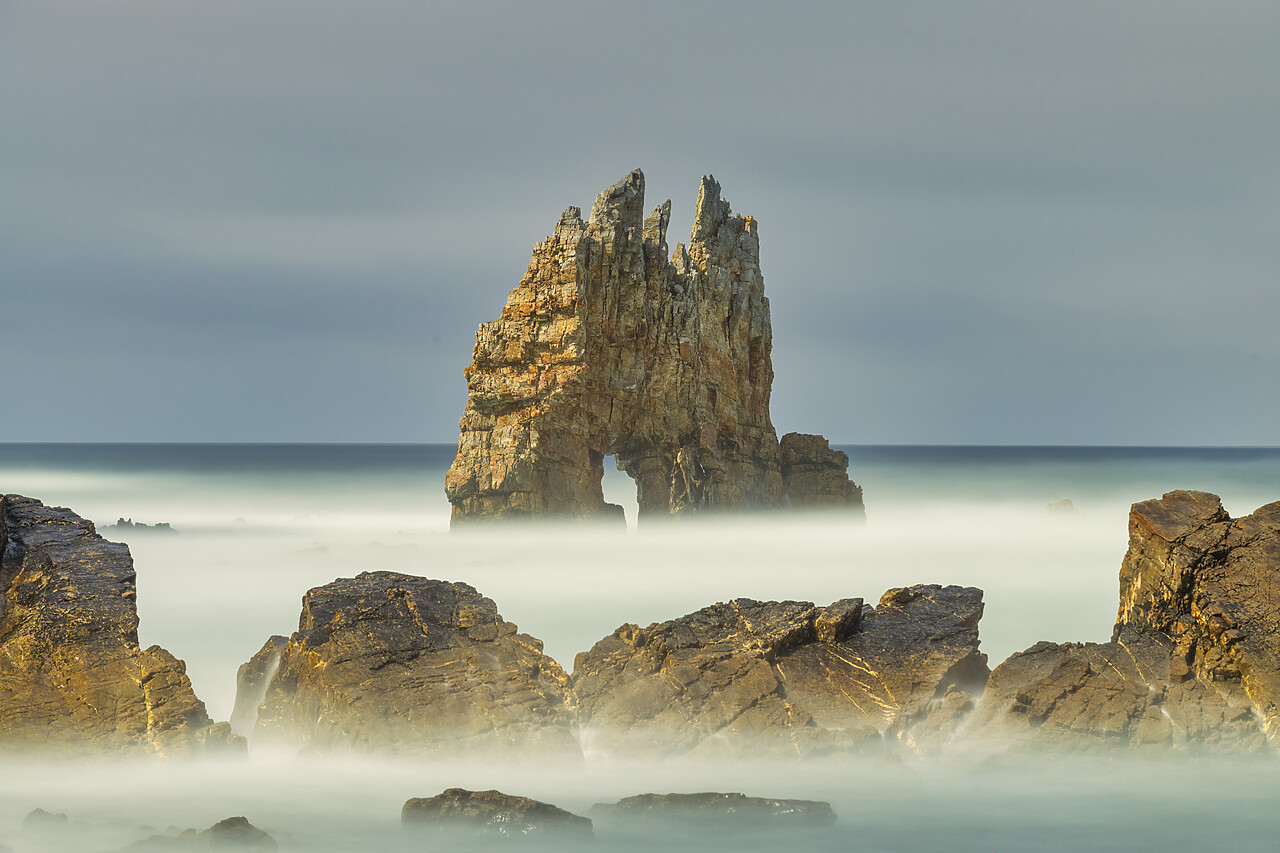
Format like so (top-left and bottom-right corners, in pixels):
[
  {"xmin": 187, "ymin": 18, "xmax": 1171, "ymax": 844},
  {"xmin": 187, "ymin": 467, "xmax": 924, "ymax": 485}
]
[{"xmin": 3, "ymin": 2, "xmax": 1277, "ymax": 444}]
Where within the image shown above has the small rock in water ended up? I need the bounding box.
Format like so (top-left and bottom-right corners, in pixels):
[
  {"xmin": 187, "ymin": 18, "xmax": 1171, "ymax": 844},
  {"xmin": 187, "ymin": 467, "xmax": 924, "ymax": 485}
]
[
  {"xmin": 402, "ymin": 788, "xmax": 592, "ymax": 839},
  {"xmin": 592, "ymin": 792, "xmax": 836, "ymax": 825},
  {"xmin": 122, "ymin": 817, "xmax": 275, "ymax": 851},
  {"xmin": 23, "ymin": 808, "xmax": 70, "ymax": 829},
  {"xmin": 1047, "ymin": 498, "xmax": 1077, "ymax": 514}
]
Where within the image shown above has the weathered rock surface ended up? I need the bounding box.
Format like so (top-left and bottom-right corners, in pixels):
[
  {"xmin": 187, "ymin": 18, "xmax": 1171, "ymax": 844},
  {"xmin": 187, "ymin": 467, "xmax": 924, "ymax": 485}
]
[
  {"xmin": 569, "ymin": 585, "xmax": 988, "ymax": 758},
  {"xmin": 0, "ymin": 495, "xmax": 240, "ymax": 757},
  {"xmin": 445, "ymin": 169, "xmax": 860, "ymax": 523},
  {"xmin": 779, "ymin": 433, "xmax": 864, "ymax": 514},
  {"xmin": 242, "ymin": 572, "xmax": 577, "ymax": 756},
  {"xmin": 590, "ymin": 792, "xmax": 835, "ymax": 826},
  {"xmin": 968, "ymin": 491, "xmax": 1280, "ymax": 753},
  {"xmin": 402, "ymin": 789, "xmax": 592, "ymax": 838}
]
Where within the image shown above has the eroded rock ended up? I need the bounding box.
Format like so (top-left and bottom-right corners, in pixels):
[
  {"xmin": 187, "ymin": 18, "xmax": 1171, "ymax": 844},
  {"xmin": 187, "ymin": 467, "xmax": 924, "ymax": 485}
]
[
  {"xmin": 969, "ymin": 491, "xmax": 1280, "ymax": 753},
  {"xmin": 402, "ymin": 789, "xmax": 592, "ymax": 838},
  {"xmin": 569, "ymin": 585, "xmax": 987, "ymax": 758},
  {"xmin": 0, "ymin": 495, "xmax": 240, "ymax": 757},
  {"xmin": 242, "ymin": 572, "xmax": 577, "ymax": 756},
  {"xmin": 445, "ymin": 169, "xmax": 860, "ymax": 523}
]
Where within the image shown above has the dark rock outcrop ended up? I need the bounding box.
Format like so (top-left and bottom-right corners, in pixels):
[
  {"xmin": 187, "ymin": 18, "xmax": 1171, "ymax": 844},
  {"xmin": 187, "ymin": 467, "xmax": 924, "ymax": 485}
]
[
  {"xmin": 779, "ymin": 433, "xmax": 864, "ymax": 514},
  {"xmin": 445, "ymin": 169, "xmax": 860, "ymax": 523},
  {"xmin": 123, "ymin": 817, "xmax": 276, "ymax": 851},
  {"xmin": 969, "ymin": 491, "xmax": 1280, "ymax": 753},
  {"xmin": 241, "ymin": 572, "xmax": 577, "ymax": 756},
  {"xmin": 0, "ymin": 495, "xmax": 240, "ymax": 757},
  {"xmin": 591, "ymin": 792, "xmax": 835, "ymax": 826},
  {"xmin": 568, "ymin": 585, "xmax": 987, "ymax": 758},
  {"xmin": 402, "ymin": 789, "xmax": 592, "ymax": 838}
]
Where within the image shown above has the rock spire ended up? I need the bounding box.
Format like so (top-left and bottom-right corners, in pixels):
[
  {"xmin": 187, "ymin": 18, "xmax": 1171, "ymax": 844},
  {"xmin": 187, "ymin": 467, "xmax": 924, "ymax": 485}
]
[{"xmin": 445, "ymin": 169, "xmax": 862, "ymax": 523}]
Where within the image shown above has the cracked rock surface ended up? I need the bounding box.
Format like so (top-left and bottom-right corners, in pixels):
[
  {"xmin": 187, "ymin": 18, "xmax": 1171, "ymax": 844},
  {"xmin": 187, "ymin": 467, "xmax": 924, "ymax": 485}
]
[
  {"xmin": 968, "ymin": 490, "xmax": 1280, "ymax": 752},
  {"xmin": 568, "ymin": 584, "xmax": 987, "ymax": 758},
  {"xmin": 445, "ymin": 169, "xmax": 861, "ymax": 523},
  {"xmin": 246, "ymin": 572, "xmax": 577, "ymax": 756},
  {"xmin": 0, "ymin": 495, "xmax": 238, "ymax": 757}
]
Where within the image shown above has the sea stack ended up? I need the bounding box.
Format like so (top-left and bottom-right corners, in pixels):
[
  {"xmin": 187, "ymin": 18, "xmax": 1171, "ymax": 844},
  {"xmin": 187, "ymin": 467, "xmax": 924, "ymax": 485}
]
[{"xmin": 444, "ymin": 169, "xmax": 862, "ymax": 523}]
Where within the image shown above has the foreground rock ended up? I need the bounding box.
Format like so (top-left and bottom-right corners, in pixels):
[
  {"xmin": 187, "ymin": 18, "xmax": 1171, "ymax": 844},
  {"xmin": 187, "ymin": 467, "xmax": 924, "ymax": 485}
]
[
  {"xmin": 445, "ymin": 169, "xmax": 861, "ymax": 523},
  {"xmin": 403, "ymin": 789, "xmax": 592, "ymax": 839},
  {"xmin": 0, "ymin": 495, "xmax": 240, "ymax": 757},
  {"xmin": 569, "ymin": 585, "xmax": 988, "ymax": 758},
  {"xmin": 241, "ymin": 572, "xmax": 577, "ymax": 756},
  {"xmin": 591, "ymin": 792, "xmax": 834, "ymax": 826},
  {"xmin": 969, "ymin": 491, "xmax": 1280, "ymax": 752}
]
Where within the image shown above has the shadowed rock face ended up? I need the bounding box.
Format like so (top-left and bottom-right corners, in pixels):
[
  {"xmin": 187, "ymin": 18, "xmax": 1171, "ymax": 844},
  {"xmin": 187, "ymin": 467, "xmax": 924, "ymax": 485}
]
[
  {"xmin": 569, "ymin": 585, "xmax": 987, "ymax": 758},
  {"xmin": 969, "ymin": 490, "xmax": 1280, "ymax": 753},
  {"xmin": 445, "ymin": 169, "xmax": 861, "ymax": 523},
  {"xmin": 780, "ymin": 433, "xmax": 864, "ymax": 514},
  {"xmin": 402, "ymin": 789, "xmax": 592, "ymax": 838},
  {"xmin": 246, "ymin": 572, "xmax": 577, "ymax": 756},
  {"xmin": 0, "ymin": 495, "xmax": 239, "ymax": 757}
]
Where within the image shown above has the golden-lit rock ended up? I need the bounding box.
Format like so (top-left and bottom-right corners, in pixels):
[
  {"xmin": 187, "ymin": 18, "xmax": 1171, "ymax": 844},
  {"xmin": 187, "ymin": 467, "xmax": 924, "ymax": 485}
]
[
  {"xmin": 445, "ymin": 169, "xmax": 861, "ymax": 523},
  {"xmin": 242, "ymin": 572, "xmax": 577, "ymax": 757},
  {"xmin": 568, "ymin": 585, "xmax": 987, "ymax": 758},
  {"xmin": 970, "ymin": 490, "xmax": 1280, "ymax": 753},
  {"xmin": 0, "ymin": 495, "xmax": 240, "ymax": 757}
]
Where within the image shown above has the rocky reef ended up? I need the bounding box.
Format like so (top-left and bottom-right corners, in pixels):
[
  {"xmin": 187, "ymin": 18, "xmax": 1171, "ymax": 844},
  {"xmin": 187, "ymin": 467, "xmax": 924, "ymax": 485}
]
[
  {"xmin": 444, "ymin": 169, "xmax": 861, "ymax": 523},
  {"xmin": 0, "ymin": 495, "xmax": 238, "ymax": 757},
  {"xmin": 967, "ymin": 490, "xmax": 1280, "ymax": 752},
  {"xmin": 244, "ymin": 572, "xmax": 577, "ymax": 756}
]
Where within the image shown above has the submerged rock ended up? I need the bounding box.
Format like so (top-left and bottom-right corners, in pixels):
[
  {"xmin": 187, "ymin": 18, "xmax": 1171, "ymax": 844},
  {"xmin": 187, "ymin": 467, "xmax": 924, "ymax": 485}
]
[
  {"xmin": 123, "ymin": 817, "xmax": 276, "ymax": 851},
  {"xmin": 402, "ymin": 789, "xmax": 592, "ymax": 838},
  {"xmin": 242, "ymin": 572, "xmax": 577, "ymax": 756},
  {"xmin": 569, "ymin": 585, "xmax": 988, "ymax": 758},
  {"xmin": 0, "ymin": 495, "xmax": 241, "ymax": 757},
  {"xmin": 591, "ymin": 792, "xmax": 835, "ymax": 826},
  {"xmin": 445, "ymin": 169, "xmax": 861, "ymax": 523},
  {"xmin": 970, "ymin": 491, "xmax": 1280, "ymax": 753}
]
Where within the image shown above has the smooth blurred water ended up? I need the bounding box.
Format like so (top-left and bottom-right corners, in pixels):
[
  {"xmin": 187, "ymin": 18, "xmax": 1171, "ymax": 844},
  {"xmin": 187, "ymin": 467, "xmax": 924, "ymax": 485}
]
[{"xmin": 2, "ymin": 444, "xmax": 1279, "ymax": 851}]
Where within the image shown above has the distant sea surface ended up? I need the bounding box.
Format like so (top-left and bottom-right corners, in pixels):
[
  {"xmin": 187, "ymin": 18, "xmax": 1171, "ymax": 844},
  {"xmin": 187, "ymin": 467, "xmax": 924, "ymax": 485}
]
[{"xmin": 2, "ymin": 443, "xmax": 1279, "ymax": 851}]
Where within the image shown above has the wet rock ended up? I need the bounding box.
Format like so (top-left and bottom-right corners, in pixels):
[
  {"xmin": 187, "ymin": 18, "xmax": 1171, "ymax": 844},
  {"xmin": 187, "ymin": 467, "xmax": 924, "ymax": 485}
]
[
  {"xmin": 229, "ymin": 635, "xmax": 287, "ymax": 737},
  {"xmin": 780, "ymin": 433, "xmax": 864, "ymax": 515},
  {"xmin": 970, "ymin": 491, "xmax": 1280, "ymax": 753},
  {"xmin": 569, "ymin": 585, "xmax": 987, "ymax": 758},
  {"xmin": 591, "ymin": 792, "xmax": 835, "ymax": 826},
  {"xmin": 242, "ymin": 572, "xmax": 577, "ymax": 756},
  {"xmin": 445, "ymin": 169, "xmax": 860, "ymax": 523},
  {"xmin": 402, "ymin": 788, "xmax": 592, "ymax": 838},
  {"xmin": 1047, "ymin": 498, "xmax": 1076, "ymax": 514},
  {"xmin": 0, "ymin": 495, "xmax": 242, "ymax": 757}
]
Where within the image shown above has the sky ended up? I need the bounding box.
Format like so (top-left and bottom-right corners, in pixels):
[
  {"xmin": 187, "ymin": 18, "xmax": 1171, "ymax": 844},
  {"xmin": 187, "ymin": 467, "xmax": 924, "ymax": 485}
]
[{"xmin": 2, "ymin": 1, "xmax": 1277, "ymax": 445}]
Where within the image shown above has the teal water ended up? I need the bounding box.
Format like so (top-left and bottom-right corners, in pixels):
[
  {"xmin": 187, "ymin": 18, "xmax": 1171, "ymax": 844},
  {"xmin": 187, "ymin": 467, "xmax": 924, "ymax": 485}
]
[{"xmin": 2, "ymin": 444, "xmax": 1279, "ymax": 851}]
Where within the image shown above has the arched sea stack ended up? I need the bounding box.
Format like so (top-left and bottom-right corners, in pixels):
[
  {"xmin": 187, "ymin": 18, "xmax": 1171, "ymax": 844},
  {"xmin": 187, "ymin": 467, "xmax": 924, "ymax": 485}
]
[{"xmin": 444, "ymin": 169, "xmax": 862, "ymax": 523}]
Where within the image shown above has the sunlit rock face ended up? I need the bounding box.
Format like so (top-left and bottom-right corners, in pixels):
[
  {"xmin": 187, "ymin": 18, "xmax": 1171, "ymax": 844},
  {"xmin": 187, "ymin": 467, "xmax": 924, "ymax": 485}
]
[
  {"xmin": 444, "ymin": 169, "xmax": 861, "ymax": 523},
  {"xmin": 969, "ymin": 491, "xmax": 1280, "ymax": 753},
  {"xmin": 568, "ymin": 585, "xmax": 988, "ymax": 758},
  {"xmin": 245, "ymin": 572, "xmax": 578, "ymax": 757},
  {"xmin": 0, "ymin": 495, "xmax": 238, "ymax": 757}
]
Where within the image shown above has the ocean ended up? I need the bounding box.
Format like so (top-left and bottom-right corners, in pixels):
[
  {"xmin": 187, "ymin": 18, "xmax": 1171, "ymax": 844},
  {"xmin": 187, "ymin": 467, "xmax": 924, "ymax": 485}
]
[{"xmin": 2, "ymin": 443, "xmax": 1279, "ymax": 851}]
